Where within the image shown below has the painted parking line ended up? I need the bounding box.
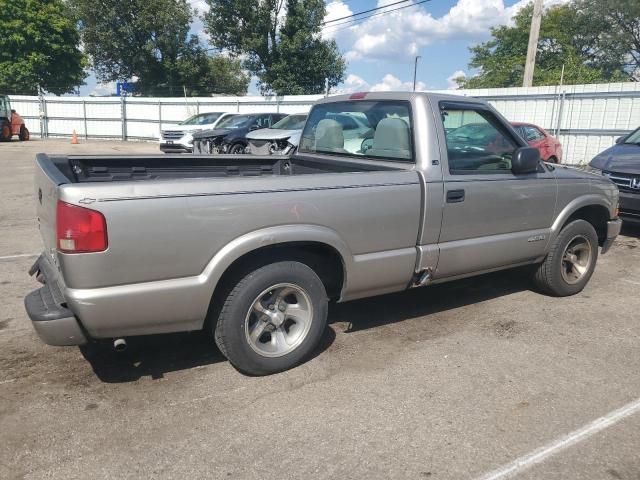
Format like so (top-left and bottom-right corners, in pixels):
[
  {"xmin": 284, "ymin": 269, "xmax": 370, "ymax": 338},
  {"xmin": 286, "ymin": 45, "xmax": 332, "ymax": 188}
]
[
  {"xmin": 475, "ymin": 397, "xmax": 640, "ymax": 480},
  {"xmin": 0, "ymin": 253, "xmax": 38, "ymax": 261}
]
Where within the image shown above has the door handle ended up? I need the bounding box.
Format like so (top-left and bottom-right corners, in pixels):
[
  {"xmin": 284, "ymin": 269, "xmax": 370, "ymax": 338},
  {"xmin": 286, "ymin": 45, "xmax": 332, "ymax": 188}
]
[{"xmin": 446, "ymin": 189, "xmax": 465, "ymax": 203}]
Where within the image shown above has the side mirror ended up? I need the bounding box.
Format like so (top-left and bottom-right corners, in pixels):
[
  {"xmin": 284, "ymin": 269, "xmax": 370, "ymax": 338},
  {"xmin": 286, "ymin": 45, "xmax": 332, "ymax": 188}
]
[
  {"xmin": 250, "ymin": 124, "xmax": 261, "ymax": 131},
  {"xmin": 615, "ymin": 136, "xmax": 625, "ymax": 144},
  {"xmin": 512, "ymin": 146, "xmax": 540, "ymax": 174}
]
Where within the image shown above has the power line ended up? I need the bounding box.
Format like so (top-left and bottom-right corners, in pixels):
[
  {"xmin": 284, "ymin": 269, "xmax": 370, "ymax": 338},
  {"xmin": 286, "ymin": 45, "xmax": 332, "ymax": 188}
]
[
  {"xmin": 322, "ymin": 0, "xmax": 432, "ymax": 33},
  {"xmin": 323, "ymin": 0, "xmax": 431, "ymax": 31},
  {"xmin": 322, "ymin": 0, "xmax": 411, "ymax": 25}
]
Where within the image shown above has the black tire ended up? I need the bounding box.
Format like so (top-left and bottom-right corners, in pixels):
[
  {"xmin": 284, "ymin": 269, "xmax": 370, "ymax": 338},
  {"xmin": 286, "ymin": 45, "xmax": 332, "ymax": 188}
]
[
  {"xmin": 19, "ymin": 125, "xmax": 29, "ymax": 141},
  {"xmin": 0, "ymin": 121, "xmax": 11, "ymax": 141},
  {"xmin": 229, "ymin": 143, "xmax": 245, "ymax": 154},
  {"xmin": 532, "ymin": 219, "xmax": 598, "ymax": 296},
  {"xmin": 547, "ymin": 156, "xmax": 558, "ymax": 164},
  {"xmin": 214, "ymin": 261, "xmax": 328, "ymax": 375}
]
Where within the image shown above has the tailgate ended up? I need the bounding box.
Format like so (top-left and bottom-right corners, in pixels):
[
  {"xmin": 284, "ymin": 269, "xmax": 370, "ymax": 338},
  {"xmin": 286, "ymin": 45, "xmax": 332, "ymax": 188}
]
[{"xmin": 34, "ymin": 154, "xmax": 70, "ymax": 254}]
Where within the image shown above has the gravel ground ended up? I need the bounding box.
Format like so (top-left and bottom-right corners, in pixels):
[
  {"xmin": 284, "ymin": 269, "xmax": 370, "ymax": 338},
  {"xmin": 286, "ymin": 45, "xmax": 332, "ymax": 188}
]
[{"xmin": 1, "ymin": 139, "xmax": 639, "ymax": 480}]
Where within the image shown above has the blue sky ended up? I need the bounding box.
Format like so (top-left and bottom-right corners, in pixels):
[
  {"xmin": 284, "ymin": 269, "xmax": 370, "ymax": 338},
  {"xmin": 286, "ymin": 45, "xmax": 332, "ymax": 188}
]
[{"xmin": 81, "ymin": 0, "xmax": 567, "ymax": 96}]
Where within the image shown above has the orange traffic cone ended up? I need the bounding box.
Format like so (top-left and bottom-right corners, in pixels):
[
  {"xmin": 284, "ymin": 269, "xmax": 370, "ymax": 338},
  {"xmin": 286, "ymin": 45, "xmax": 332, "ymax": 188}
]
[{"xmin": 71, "ymin": 130, "xmax": 79, "ymax": 145}]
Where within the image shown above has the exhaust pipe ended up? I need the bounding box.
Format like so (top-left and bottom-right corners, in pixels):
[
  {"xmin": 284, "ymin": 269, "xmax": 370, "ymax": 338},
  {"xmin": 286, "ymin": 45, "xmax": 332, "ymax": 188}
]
[{"xmin": 113, "ymin": 338, "xmax": 127, "ymax": 352}]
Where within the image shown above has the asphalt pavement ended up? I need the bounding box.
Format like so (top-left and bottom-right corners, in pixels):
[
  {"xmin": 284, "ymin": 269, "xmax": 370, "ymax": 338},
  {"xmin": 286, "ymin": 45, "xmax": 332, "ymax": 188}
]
[{"xmin": 1, "ymin": 139, "xmax": 639, "ymax": 480}]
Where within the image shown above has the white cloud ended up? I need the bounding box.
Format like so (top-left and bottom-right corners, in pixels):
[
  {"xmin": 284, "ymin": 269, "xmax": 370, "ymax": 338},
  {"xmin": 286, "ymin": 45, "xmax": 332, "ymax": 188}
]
[
  {"xmin": 370, "ymin": 73, "xmax": 426, "ymax": 92},
  {"xmin": 189, "ymin": 0, "xmax": 209, "ymax": 14},
  {"xmin": 447, "ymin": 70, "xmax": 466, "ymax": 89},
  {"xmin": 323, "ymin": 0, "xmax": 354, "ymax": 39},
  {"xmin": 326, "ymin": 0, "xmax": 571, "ymax": 63},
  {"xmin": 90, "ymin": 81, "xmax": 117, "ymax": 96},
  {"xmin": 338, "ymin": 73, "xmax": 371, "ymax": 93},
  {"xmin": 334, "ymin": 73, "xmax": 426, "ymax": 93}
]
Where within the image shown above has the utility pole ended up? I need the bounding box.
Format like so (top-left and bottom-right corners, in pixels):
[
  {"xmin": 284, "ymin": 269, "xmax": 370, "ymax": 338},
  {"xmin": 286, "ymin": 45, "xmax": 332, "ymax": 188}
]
[
  {"xmin": 523, "ymin": 0, "xmax": 544, "ymax": 88},
  {"xmin": 413, "ymin": 56, "xmax": 421, "ymax": 91}
]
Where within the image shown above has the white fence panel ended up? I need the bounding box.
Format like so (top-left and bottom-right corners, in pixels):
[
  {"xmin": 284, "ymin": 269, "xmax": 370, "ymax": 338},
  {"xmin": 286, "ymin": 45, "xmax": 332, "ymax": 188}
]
[{"xmin": 8, "ymin": 83, "xmax": 640, "ymax": 164}]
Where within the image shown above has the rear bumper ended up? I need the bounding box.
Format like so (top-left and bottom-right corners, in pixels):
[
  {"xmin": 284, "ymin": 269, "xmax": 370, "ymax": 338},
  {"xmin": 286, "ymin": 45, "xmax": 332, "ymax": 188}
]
[
  {"xmin": 24, "ymin": 254, "xmax": 87, "ymax": 346},
  {"xmin": 601, "ymin": 218, "xmax": 623, "ymax": 254}
]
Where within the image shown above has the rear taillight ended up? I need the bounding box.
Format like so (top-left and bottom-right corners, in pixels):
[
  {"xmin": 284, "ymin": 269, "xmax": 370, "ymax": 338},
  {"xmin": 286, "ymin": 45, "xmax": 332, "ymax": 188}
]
[{"xmin": 56, "ymin": 201, "xmax": 108, "ymax": 253}]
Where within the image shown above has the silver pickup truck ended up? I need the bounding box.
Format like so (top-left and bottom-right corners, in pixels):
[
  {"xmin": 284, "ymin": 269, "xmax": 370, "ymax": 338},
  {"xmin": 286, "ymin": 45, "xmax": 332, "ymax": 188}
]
[{"xmin": 26, "ymin": 92, "xmax": 622, "ymax": 375}]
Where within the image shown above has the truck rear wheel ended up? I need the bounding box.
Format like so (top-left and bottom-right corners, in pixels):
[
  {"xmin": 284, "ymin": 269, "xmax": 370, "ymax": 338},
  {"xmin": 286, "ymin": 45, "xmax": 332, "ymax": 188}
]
[
  {"xmin": 19, "ymin": 125, "xmax": 29, "ymax": 141},
  {"xmin": 532, "ymin": 219, "xmax": 598, "ymax": 296},
  {"xmin": 214, "ymin": 261, "xmax": 328, "ymax": 375},
  {"xmin": 0, "ymin": 121, "xmax": 11, "ymax": 141}
]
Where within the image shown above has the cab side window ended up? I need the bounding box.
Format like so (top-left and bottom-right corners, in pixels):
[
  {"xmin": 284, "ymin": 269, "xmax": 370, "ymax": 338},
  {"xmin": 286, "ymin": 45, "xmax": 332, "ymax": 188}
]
[{"xmin": 441, "ymin": 105, "xmax": 520, "ymax": 174}]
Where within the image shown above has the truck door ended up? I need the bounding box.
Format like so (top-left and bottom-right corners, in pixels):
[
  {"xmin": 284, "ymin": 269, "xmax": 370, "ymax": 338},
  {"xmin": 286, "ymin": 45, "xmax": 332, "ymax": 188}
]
[{"xmin": 434, "ymin": 101, "xmax": 557, "ymax": 279}]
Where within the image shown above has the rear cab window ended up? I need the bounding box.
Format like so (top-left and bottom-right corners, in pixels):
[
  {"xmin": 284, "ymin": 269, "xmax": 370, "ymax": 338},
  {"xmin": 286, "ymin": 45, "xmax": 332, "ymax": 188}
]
[{"xmin": 299, "ymin": 100, "xmax": 413, "ymax": 162}]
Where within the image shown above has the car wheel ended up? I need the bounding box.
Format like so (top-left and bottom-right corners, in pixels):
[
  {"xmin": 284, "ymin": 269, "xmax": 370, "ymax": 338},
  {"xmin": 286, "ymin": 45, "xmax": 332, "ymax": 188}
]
[
  {"xmin": 19, "ymin": 125, "xmax": 29, "ymax": 141},
  {"xmin": 547, "ymin": 156, "xmax": 558, "ymax": 164},
  {"xmin": 0, "ymin": 121, "xmax": 11, "ymax": 141},
  {"xmin": 229, "ymin": 143, "xmax": 245, "ymax": 155},
  {"xmin": 532, "ymin": 219, "xmax": 598, "ymax": 296},
  {"xmin": 214, "ymin": 261, "xmax": 328, "ymax": 375}
]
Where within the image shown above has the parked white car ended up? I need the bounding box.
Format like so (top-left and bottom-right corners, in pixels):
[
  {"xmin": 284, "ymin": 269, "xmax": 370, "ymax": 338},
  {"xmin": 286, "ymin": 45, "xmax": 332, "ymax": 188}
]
[
  {"xmin": 160, "ymin": 112, "xmax": 235, "ymax": 153},
  {"xmin": 245, "ymin": 114, "xmax": 308, "ymax": 155}
]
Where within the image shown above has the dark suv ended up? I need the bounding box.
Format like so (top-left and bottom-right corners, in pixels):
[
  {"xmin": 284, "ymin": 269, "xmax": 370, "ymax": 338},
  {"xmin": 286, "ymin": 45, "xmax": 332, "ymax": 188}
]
[
  {"xmin": 590, "ymin": 126, "xmax": 640, "ymax": 225},
  {"xmin": 192, "ymin": 113, "xmax": 287, "ymax": 155}
]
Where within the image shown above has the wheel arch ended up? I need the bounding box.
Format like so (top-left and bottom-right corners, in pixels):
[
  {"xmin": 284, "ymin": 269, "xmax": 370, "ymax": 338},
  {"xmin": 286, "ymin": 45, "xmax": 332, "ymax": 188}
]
[
  {"xmin": 551, "ymin": 197, "xmax": 611, "ymax": 247},
  {"xmin": 201, "ymin": 225, "xmax": 351, "ymax": 330}
]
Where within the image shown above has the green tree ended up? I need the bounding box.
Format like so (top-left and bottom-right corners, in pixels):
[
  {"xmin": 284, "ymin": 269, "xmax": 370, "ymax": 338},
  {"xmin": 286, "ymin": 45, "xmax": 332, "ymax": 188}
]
[
  {"xmin": 576, "ymin": 0, "xmax": 640, "ymax": 81},
  {"xmin": 177, "ymin": 55, "xmax": 249, "ymax": 96},
  {"xmin": 458, "ymin": 3, "xmax": 630, "ymax": 89},
  {"xmin": 0, "ymin": 0, "xmax": 86, "ymax": 95},
  {"xmin": 203, "ymin": 0, "xmax": 346, "ymax": 95},
  {"xmin": 74, "ymin": 0, "xmax": 248, "ymax": 96}
]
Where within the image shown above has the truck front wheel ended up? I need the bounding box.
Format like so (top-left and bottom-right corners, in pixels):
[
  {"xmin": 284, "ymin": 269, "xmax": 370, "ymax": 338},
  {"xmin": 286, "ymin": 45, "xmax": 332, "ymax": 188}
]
[
  {"xmin": 532, "ymin": 219, "xmax": 598, "ymax": 296},
  {"xmin": 214, "ymin": 261, "xmax": 328, "ymax": 375}
]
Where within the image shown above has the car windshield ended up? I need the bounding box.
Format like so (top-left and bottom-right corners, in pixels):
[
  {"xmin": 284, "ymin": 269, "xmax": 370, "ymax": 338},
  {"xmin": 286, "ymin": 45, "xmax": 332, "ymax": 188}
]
[
  {"xmin": 271, "ymin": 114, "xmax": 307, "ymax": 130},
  {"xmin": 216, "ymin": 115, "xmax": 253, "ymax": 129},
  {"xmin": 448, "ymin": 124, "xmax": 497, "ymax": 143},
  {"xmin": 623, "ymin": 128, "xmax": 640, "ymax": 145},
  {"xmin": 299, "ymin": 100, "xmax": 412, "ymax": 162},
  {"xmin": 180, "ymin": 112, "xmax": 224, "ymax": 125}
]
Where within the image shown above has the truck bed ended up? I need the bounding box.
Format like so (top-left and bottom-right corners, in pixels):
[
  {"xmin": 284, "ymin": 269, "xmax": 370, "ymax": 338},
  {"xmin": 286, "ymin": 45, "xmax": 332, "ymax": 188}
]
[{"xmin": 41, "ymin": 154, "xmax": 397, "ymax": 183}]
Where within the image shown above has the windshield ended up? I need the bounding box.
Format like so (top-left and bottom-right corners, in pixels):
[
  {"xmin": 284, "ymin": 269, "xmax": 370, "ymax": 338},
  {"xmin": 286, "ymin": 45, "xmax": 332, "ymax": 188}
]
[
  {"xmin": 216, "ymin": 114, "xmax": 253, "ymax": 129},
  {"xmin": 448, "ymin": 124, "xmax": 499, "ymax": 144},
  {"xmin": 180, "ymin": 112, "xmax": 224, "ymax": 125},
  {"xmin": 623, "ymin": 127, "xmax": 640, "ymax": 144},
  {"xmin": 299, "ymin": 100, "xmax": 412, "ymax": 162},
  {"xmin": 271, "ymin": 114, "xmax": 307, "ymax": 130}
]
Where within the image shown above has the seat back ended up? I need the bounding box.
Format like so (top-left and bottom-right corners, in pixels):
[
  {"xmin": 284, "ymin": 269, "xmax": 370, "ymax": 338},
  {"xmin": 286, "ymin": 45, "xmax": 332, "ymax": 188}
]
[
  {"xmin": 315, "ymin": 119, "xmax": 345, "ymax": 152},
  {"xmin": 367, "ymin": 118, "xmax": 411, "ymax": 159}
]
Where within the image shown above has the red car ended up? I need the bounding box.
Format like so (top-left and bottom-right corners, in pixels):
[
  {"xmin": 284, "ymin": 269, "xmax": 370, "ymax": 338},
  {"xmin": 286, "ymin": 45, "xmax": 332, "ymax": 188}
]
[{"xmin": 511, "ymin": 122, "xmax": 562, "ymax": 163}]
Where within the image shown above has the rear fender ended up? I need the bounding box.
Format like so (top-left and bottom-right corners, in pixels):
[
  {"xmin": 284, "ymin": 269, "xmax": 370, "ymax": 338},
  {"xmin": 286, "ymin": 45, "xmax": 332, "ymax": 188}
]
[{"xmin": 201, "ymin": 225, "xmax": 353, "ymax": 299}]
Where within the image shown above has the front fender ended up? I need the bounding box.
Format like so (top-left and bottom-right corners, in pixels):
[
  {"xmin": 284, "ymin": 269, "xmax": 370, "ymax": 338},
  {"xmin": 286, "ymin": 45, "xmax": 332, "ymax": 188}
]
[{"xmin": 548, "ymin": 194, "xmax": 614, "ymax": 244}]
